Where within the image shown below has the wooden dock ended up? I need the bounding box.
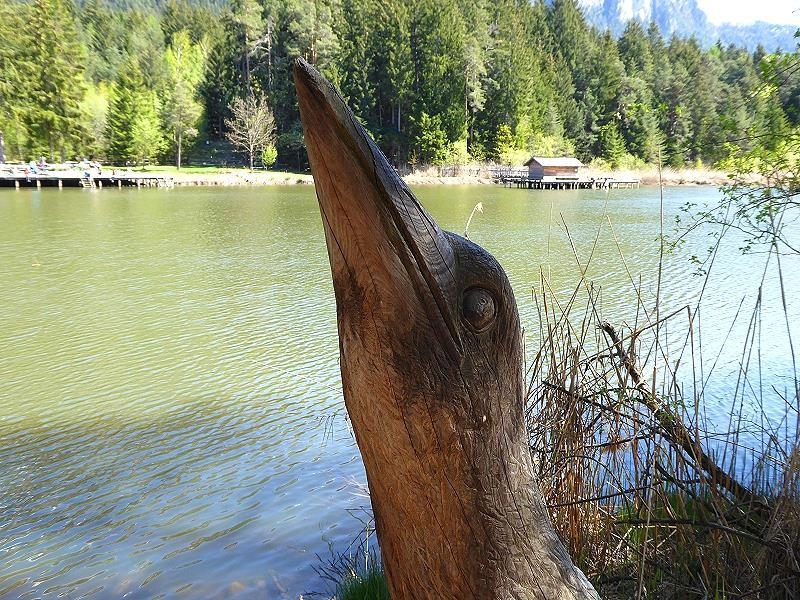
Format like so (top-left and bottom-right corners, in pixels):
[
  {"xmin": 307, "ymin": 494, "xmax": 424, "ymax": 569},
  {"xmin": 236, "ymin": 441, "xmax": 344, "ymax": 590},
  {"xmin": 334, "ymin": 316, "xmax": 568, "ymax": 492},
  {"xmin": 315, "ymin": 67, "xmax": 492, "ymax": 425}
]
[
  {"xmin": 0, "ymin": 170, "xmax": 174, "ymax": 189},
  {"xmin": 498, "ymin": 174, "xmax": 640, "ymax": 190},
  {"xmin": 492, "ymin": 168, "xmax": 639, "ymax": 190}
]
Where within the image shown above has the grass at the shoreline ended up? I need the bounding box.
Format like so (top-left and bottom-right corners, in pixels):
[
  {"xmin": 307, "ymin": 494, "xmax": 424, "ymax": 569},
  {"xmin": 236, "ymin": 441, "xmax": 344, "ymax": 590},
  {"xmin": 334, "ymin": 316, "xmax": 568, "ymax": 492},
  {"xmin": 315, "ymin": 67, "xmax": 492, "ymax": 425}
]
[
  {"xmin": 124, "ymin": 165, "xmax": 307, "ymax": 176},
  {"xmin": 110, "ymin": 164, "xmax": 314, "ymax": 185},
  {"xmin": 334, "ymin": 564, "xmax": 389, "ymax": 600},
  {"xmin": 316, "ymin": 542, "xmax": 389, "ymax": 600},
  {"xmin": 129, "ymin": 165, "xmax": 230, "ymax": 174}
]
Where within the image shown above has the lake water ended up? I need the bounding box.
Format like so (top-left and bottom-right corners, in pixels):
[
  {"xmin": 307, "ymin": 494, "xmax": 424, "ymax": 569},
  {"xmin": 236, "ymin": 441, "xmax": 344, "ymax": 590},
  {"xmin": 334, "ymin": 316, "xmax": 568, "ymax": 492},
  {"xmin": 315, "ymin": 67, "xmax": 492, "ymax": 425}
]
[{"xmin": 1, "ymin": 184, "xmax": 797, "ymax": 599}]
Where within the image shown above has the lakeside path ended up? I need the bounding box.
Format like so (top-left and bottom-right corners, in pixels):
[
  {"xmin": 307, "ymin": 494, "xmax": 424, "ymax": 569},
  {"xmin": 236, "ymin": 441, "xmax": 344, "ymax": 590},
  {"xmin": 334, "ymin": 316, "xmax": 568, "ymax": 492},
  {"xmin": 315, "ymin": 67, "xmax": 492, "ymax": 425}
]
[{"xmin": 136, "ymin": 166, "xmax": 734, "ymax": 187}]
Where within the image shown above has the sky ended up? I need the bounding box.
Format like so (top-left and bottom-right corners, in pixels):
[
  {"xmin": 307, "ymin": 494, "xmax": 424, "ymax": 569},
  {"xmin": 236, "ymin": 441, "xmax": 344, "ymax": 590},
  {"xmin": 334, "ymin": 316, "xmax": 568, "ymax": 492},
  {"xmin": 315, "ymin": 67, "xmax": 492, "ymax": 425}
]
[{"xmin": 697, "ymin": 0, "xmax": 800, "ymax": 25}]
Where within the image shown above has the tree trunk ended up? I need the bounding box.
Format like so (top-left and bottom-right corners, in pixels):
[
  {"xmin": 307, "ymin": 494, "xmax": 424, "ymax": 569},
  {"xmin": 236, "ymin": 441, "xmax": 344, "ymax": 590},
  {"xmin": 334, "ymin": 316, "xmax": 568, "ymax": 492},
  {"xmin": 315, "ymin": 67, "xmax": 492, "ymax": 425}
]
[
  {"xmin": 177, "ymin": 133, "xmax": 182, "ymax": 170},
  {"xmin": 0, "ymin": 132, "xmax": 5, "ymax": 163}
]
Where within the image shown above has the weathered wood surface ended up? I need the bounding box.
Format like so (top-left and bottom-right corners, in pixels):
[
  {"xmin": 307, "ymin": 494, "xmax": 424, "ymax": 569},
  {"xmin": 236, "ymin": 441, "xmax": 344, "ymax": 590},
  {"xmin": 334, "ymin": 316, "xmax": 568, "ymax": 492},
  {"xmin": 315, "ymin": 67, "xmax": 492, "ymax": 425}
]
[{"xmin": 294, "ymin": 58, "xmax": 599, "ymax": 600}]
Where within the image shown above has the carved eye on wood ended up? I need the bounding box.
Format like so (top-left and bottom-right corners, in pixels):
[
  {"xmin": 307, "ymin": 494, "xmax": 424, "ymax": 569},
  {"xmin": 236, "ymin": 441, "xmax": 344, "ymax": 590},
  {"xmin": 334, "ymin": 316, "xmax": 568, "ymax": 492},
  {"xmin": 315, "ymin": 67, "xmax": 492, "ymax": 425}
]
[{"xmin": 462, "ymin": 287, "xmax": 496, "ymax": 332}]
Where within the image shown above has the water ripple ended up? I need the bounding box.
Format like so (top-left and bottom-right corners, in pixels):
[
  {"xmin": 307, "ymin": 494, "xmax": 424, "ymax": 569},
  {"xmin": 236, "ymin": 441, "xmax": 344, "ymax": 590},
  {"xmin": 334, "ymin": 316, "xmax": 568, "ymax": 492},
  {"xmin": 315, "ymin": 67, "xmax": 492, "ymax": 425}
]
[
  {"xmin": 2, "ymin": 186, "xmax": 796, "ymax": 598},
  {"xmin": 0, "ymin": 188, "xmax": 367, "ymax": 599}
]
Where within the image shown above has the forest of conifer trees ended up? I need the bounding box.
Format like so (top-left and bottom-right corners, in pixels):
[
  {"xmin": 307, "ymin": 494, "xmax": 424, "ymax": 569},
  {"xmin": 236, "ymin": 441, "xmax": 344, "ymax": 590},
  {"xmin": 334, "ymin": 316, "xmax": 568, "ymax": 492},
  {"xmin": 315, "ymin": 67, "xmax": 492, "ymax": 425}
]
[{"xmin": 0, "ymin": 0, "xmax": 798, "ymax": 170}]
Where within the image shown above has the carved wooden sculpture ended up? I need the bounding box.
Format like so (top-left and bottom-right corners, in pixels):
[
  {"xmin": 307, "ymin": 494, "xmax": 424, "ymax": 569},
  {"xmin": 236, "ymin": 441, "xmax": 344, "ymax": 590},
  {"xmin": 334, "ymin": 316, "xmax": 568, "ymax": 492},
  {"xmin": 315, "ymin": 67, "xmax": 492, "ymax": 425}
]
[{"xmin": 294, "ymin": 58, "xmax": 599, "ymax": 600}]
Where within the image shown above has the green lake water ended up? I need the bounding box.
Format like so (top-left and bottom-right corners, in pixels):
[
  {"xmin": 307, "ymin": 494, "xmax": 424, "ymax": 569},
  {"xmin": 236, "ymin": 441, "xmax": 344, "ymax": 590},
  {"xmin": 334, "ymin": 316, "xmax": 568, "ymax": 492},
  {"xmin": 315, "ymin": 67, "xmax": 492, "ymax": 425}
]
[{"xmin": 1, "ymin": 184, "xmax": 797, "ymax": 598}]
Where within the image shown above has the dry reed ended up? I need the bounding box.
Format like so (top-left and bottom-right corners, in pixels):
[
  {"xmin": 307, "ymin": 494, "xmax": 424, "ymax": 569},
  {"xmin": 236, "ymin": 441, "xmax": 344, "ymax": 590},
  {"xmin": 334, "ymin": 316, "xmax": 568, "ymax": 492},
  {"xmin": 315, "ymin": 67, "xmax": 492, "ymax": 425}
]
[{"xmin": 526, "ymin": 228, "xmax": 800, "ymax": 598}]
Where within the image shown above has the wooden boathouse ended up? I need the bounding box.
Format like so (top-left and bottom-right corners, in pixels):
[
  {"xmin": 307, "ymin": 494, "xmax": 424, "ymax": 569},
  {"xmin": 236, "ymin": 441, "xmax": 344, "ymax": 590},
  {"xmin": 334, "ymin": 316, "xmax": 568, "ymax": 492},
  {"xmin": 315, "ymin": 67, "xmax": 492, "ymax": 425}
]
[
  {"xmin": 525, "ymin": 156, "xmax": 584, "ymax": 180},
  {"xmin": 493, "ymin": 156, "xmax": 640, "ymax": 190}
]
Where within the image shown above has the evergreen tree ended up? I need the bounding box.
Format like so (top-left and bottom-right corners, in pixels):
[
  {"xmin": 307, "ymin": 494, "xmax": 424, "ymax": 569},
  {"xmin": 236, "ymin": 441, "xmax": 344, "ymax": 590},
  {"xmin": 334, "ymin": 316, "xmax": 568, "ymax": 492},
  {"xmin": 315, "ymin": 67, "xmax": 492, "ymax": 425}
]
[
  {"xmin": 131, "ymin": 90, "xmax": 167, "ymax": 164},
  {"xmin": 459, "ymin": 0, "xmax": 490, "ymax": 154},
  {"xmin": 772, "ymin": 50, "xmax": 800, "ymax": 125},
  {"xmin": 546, "ymin": 0, "xmax": 593, "ymax": 82},
  {"xmin": 282, "ymin": 0, "xmax": 339, "ymax": 71},
  {"xmin": 712, "ymin": 46, "xmax": 757, "ymax": 155},
  {"xmin": 125, "ymin": 10, "xmax": 169, "ymax": 91},
  {"xmin": 618, "ymin": 20, "xmax": 654, "ymax": 79},
  {"xmin": 588, "ymin": 32, "xmax": 626, "ymax": 158},
  {"xmin": 414, "ymin": 112, "xmax": 449, "ymax": 165},
  {"xmin": 646, "ymin": 21, "xmax": 671, "ymax": 103},
  {"xmin": 336, "ymin": 0, "xmax": 383, "ymax": 127},
  {"xmin": 252, "ymin": 0, "xmax": 341, "ymax": 167},
  {"xmin": 686, "ymin": 41, "xmax": 724, "ymax": 162},
  {"xmin": 80, "ymin": 0, "xmax": 130, "ymax": 84},
  {"xmin": 106, "ymin": 58, "xmax": 165, "ymax": 164},
  {"xmin": 408, "ymin": 0, "xmax": 467, "ymax": 149},
  {"xmin": 479, "ymin": 0, "xmax": 543, "ymax": 161},
  {"xmin": 747, "ymin": 51, "xmax": 790, "ymax": 151},
  {"xmin": 22, "ymin": 0, "xmax": 88, "ymax": 161},
  {"xmin": 615, "ymin": 23, "xmax": 661, "ymax": 161},
  {"xmin": 617, "ymin": 76, "xmax": 660, "ymax": 162},
  {"xmin": 660, "ymin": 59, "xmax": 693, "ymax": 167},
  {"xmin": 545, "ymin": 0, "xmax": 598, "ymax": 159},
  {"xmin": 163, "ymin": 30, "xmax": 206, "ymax": 168},
  {"xmin": 0, "ymin": 2, "xmax": 26, "ymax": 161},
  {"xmin": 230, "ymin": 0, "xmax": 265, "ymax": 92},
  {"xmin": 596, "ymin": 121, "xmax": 626, "ymax": 166},
  {"xmin": 365, "ymin": 0, "xmax": 412, "ymax": 162},
  {"xmin": 202, "ymin": 13, "xmax": 244, "ymax": 137},
  {"xmin": 106, "ymin": 59, "xmax": 142, "ymax": 163},
  {"xmin": 161, "ymin": 0, "xmax": 220, "ymax": 46},
  {"xmin": 0, "ymin": 0, "xmax": 792, "ymax": 170}
]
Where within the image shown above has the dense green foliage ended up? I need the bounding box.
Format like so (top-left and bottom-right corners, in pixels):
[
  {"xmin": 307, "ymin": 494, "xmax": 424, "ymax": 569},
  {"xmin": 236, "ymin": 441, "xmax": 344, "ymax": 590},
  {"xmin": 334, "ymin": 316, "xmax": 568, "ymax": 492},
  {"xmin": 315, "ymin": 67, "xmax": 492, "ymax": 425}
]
[{"xmin": 0, "ymin": 0, "xmax": 797, "ymax": 168}]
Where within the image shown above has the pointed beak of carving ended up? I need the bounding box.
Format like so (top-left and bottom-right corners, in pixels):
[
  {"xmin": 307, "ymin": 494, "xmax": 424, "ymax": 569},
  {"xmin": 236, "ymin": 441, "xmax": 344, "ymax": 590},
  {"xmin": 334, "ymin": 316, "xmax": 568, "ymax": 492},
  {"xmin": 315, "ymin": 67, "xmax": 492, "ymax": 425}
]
[{"xmin": 293, "ymin": 58, "xmax": 462, "ymax": 361}]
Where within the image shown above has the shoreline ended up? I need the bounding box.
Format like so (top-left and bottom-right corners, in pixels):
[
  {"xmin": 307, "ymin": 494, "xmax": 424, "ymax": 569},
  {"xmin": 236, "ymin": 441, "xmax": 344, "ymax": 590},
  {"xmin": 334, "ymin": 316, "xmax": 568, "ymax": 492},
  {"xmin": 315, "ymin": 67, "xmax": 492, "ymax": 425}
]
[
  {"xmin": 170, "ymin": 170, "xmax": 314, "ymax": 186},
  {"xmin": 165, "ymin": 166, "xmax": 732, "ymax": 187},
  {"xmin": 0, "ymin": 163, "xmax": 734, "ymax": 188},
  {"xmin": 587, "ymin": 167, "xmax": 732, "ymax": 187}
]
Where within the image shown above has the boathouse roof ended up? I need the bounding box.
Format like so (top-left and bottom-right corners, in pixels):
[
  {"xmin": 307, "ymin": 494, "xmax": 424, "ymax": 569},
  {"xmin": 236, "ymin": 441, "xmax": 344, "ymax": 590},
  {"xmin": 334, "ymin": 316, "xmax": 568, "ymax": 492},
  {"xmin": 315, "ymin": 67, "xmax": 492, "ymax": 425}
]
[{"xmin": 523, "ymin": 156, "xmax": 584, "ymax": 168}]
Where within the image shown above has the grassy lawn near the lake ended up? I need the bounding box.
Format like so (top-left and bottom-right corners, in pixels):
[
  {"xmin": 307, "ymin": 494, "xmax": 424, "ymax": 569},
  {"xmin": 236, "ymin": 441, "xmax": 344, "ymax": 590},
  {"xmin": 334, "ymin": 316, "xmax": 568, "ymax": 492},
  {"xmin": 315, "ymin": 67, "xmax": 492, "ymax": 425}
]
[
  {"xmin": 125, "ymin": 165, "xmax": 306, "ymax": 176},
  {"xmin": 109, "ymin": 164, "xmax": 315, "ymax": 185}
]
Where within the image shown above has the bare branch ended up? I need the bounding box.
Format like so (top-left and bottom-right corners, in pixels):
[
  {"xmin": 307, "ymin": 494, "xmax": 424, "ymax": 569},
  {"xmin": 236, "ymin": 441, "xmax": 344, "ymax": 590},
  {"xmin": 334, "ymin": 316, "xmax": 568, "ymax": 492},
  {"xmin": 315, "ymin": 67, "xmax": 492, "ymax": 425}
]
[{"xmin": 225, "ymin": 94, "xmax": 276, "ymax": 170}]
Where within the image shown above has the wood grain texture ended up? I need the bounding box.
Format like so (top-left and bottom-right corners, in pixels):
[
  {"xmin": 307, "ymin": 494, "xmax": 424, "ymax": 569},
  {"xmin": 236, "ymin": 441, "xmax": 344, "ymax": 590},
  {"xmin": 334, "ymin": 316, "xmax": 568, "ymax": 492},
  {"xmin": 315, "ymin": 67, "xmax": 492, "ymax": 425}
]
[{"xmin": 294, "ymin": 58, "xmax": 599, "ymax": 600}]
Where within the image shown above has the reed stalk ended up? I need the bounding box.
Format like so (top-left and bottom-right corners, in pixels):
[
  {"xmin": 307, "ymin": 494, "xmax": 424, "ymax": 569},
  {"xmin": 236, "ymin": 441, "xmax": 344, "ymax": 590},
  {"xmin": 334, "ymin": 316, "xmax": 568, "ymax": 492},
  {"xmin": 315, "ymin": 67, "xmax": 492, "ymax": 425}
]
[{"xmin": 527, "ymin": 226, "xmax": 800, "ymax": 598}]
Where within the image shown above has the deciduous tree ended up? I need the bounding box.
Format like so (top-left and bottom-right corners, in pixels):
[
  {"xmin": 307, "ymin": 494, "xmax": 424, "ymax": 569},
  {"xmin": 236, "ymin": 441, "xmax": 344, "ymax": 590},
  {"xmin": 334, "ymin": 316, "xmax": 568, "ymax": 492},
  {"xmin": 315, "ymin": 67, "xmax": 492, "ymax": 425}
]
[
  {"xmin": 131, "ymin": 91, "xmax": 167, "ymax": 164},
  {"xmin": 225, "ymin": 94, "xmax": 276, "ymax": 169}
]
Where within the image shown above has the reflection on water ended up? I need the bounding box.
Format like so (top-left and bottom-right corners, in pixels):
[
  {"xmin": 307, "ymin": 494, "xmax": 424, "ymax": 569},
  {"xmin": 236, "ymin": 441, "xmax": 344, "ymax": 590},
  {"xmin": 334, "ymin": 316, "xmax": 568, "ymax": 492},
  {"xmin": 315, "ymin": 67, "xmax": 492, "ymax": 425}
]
[{"xmin": 0, "ymin": 185, "xmax": 797, "ymax": 598}]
